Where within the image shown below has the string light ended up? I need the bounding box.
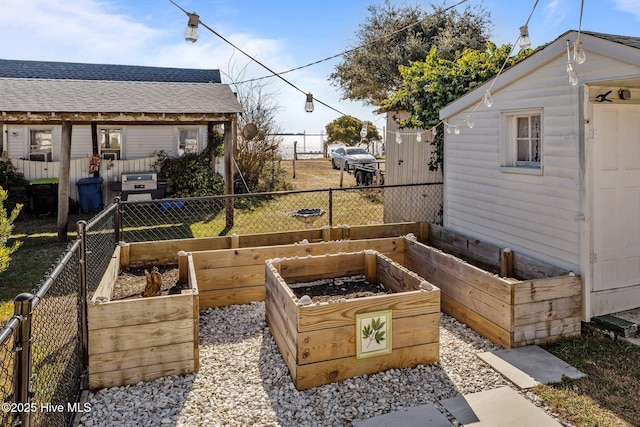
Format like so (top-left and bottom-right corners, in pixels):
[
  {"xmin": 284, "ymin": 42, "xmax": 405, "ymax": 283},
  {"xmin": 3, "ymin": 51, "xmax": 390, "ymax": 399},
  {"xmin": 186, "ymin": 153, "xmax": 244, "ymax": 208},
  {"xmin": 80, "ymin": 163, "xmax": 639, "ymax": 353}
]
[
  {"xmin": 483, "ymin": 90, "xmax": 494, "ymax": 108},
  {"xmin": 416, "ymin": 132, "xmax": 422, "ymax": 143},
  {"xmin": 519, "ymin": 25, "xmax": 531, "ymax": 50},
  {"xmin": 395, "ymin": 132, "xmax": 403, "ymax": 144}
]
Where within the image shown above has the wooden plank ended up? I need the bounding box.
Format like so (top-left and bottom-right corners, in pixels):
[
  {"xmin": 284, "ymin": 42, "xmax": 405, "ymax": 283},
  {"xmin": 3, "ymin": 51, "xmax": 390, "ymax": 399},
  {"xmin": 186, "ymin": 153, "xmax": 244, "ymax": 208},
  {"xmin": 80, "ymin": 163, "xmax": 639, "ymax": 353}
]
[
  {"xmin": 297, "ymin": 313, "xmax": 439, "ymax": 365},
  {"xmin": 128, "ymin": 237, "xmax": 231, "ymax": 266},
  {"xmin": 404, "ymin": 240, "xmax": 513, "ymax": 304},
  {"xmin": 512, "ymin": 275, "xmax": 582, "ymax": 305},
  {"xmin": 295, "ymin": 342, "xmax": 439, "ymax": 390},
  {"xmin": 88, "ymin": 318, "xmax": 194, "ymax": 355},
  {"xmin": 426, "ymin": 223, "xmax": 501, "ymax": 273},
  {"xmin": 91, "ymin": 245, "xmax": 120, "ymax": 303},
  {"xmin": 198, "ymin": 287, "xmax": 266, "ymax": 308},
  {"xmin": 441, "ymin": 295, "xmax": 512, "ymax": 348},
  {"xmin": 89, "ymin": 359, "xmax": 195, "ymax": 390},
  {"xmin": 279, "ymin": 252, "xmax": 365, "ymax": 282},
  {"xmin": 88, "ymin": 293, "xmax": 194, "ymax": 330},
  {"xmin": 513, "ymin": 316, "xmax": 582, "ymax": 347},
  {"xmin": 265, "ymin": 290, "xmax": 298, "ymax": 379},
  {"xmin": 196, "ymin": 265, "xmax": 265, "ymax": 289},
  {"xmin": 240, "ymin": 229, "xmax": 323, "ymax": 247},
  {"xmin": 347, "ymin": 222, "xmax": 420, "ymax": 240},
  {"xmin": 191, "ymin": 238, "xmax": 404, "ymax": 270},
  {"xmin": 298, "ymin": 289, "xmax": 440, "ymax": 332},
  {"xmin": 89, "ymin": 342, "xmax": 194, "ymax": 374},
  {"xmin": 513, "ymin": 295, "xmax": 582, "ymax": 327},
  {"xmin": 427, "ymin": 267, "xmax": 512, "ymax": 330},
  {"xmin": 376, "ymin": 254, "xmax": 425, "ymax": 293},
  {"xmin": 514, "ymin": 252, "xmax": 568, "ymax": 280}
]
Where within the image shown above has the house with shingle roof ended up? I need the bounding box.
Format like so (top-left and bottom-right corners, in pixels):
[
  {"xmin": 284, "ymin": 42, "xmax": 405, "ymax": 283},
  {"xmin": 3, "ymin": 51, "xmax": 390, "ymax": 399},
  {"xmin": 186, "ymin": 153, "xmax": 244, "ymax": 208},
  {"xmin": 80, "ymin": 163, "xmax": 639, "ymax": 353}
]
[
  {"xmin": 0, "ymin": 59, "xmax": 242, "ymax": 206},
  {"xmin": 438, "ymin": 30, "xmax": 640, "ymax": 321}
]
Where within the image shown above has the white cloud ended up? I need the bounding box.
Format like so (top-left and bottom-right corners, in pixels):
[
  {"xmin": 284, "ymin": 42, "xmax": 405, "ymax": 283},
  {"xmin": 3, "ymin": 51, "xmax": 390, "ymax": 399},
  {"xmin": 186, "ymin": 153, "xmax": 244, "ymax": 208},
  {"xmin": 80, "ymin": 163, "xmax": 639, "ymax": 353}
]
[
  {"xmin": 542, "ymin": 0, "xmax": 571, "ymax": 26},
  {"xmin": 609, "ymin": 0, "xmax": 640, "ymax": 21}
]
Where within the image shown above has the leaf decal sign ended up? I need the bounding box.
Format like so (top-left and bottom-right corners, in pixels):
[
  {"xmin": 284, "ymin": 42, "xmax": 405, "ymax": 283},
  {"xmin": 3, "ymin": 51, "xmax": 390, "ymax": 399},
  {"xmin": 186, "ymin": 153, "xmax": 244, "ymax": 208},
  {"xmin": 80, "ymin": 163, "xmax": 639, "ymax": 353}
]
[{"xmin": 356, "ymin": 310, "xmax": 392, "ymax": 359}]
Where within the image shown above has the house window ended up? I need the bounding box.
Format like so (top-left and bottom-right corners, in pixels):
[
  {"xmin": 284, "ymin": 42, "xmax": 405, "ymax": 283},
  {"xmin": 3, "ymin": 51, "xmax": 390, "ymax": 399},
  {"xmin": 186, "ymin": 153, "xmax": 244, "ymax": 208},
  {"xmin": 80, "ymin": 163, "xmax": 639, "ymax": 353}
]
[
  {"xmin": 100, "ymin": 128, "xmax": 122, "ymax": 160},
  {"xmin": 178, "ymin": 128, "xmax": 199, "ymax": 156},
  {"xmin": 501, "ymin": 109, "xmax": 542, "ymax": 173},
  {"xmin": 29, "ymin": 129, "xmax": 52, "ymax": 161}
]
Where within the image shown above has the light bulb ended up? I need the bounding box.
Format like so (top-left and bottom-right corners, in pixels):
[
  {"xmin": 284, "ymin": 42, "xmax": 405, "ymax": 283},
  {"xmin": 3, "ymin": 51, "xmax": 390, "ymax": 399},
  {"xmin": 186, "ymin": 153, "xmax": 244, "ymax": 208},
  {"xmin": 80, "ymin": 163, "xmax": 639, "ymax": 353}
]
[
  {"xmin": 466, "ymin": 117, "xmax": 474, "ymax": 129},
  {"xmin": 184, "ymin": 13, "xmax": 200, "ymax": 43},
  {"xmin": 566, "ymin": 62, "xmax": 574, "ymax": 74},
  {"xmin": 446, "ymin": 126, "xmax": 451, "ymax": 134},
  {"xmin": 304, "ymin": 93, "xmax": 314, "ymax": 113},
  {"xmin": 416, "ymin": 132, "xmax": 422, "ymax": 143},
  {"xmin": 396, "ymin": 132, "xmax": 402, "ymax": 144},
  {"xmin": 483, "ymin": 90, "xmax": 493, "ymax": 108},
  {"xmin": 431, "ymin": 127, "xmax": 438, "ymax": 137},
  {"xmin": 573, "ymin": 41, "xmax": 586, "ymax": 64},
  {"xmin": 519, "ymin": 25, "xmax": 531, "ymax": 50},
  {"xmin": 454, "ymin": 126, "xmax": 461, "ymax": 135},
  {"xmin": 569, "ymin": 71, "xmax": 579, "ymax": 86}
]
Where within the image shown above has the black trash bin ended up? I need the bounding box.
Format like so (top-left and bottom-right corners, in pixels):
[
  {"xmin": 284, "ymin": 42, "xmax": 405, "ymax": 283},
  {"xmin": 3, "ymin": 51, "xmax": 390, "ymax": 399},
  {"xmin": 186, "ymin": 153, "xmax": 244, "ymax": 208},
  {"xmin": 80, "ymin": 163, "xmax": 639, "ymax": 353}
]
[
  {"xmin": 29, "ymin": 178, "xmax": 59, "ymax": 217},
  {"xmin": 76, "ymin": 177, "xmax": 103, "ymax": 213}
]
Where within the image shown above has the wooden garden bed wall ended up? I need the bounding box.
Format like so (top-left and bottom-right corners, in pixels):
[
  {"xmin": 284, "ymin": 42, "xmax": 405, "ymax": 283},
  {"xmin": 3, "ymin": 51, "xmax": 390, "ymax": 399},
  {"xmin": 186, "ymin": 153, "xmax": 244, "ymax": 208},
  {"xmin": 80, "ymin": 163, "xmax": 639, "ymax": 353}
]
[
  {"xmin": 266, "ymin": 251, "xmax": 440, "ymax": 390},
  {"xmin": 192, "ymin": 238, "xmax": 407, "ymax": 309},
  {"xmin": 406, "ymin": 229, "xmax": 582, "ymax": 348},
  {"xmin": 87, "ymin": 252, "xmax": 200, "ymax": 390},
  {"xmin": 120, "ymin": 222, "xmax": 422, "ymax": 268}
]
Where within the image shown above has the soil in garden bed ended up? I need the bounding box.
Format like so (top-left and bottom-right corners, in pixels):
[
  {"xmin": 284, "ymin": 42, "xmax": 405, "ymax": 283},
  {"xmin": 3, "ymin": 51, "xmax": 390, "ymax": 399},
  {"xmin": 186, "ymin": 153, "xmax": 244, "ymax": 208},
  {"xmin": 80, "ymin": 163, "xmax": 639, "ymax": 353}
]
[
  {"xmin": 289, "ymin": 275, "xmax": 393, "ymax": 303},
  {"xmin": 112, "ymin": 264, "xmax": 187, "ymax": 300}
]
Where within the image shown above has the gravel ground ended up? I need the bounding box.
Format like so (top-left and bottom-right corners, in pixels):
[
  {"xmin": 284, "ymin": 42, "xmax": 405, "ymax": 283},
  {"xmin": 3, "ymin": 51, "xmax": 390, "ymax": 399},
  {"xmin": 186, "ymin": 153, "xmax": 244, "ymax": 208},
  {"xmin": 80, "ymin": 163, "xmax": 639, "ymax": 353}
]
[{"xmin": 77, "ymin": 302, "xmax": 555, "ymax": 427}]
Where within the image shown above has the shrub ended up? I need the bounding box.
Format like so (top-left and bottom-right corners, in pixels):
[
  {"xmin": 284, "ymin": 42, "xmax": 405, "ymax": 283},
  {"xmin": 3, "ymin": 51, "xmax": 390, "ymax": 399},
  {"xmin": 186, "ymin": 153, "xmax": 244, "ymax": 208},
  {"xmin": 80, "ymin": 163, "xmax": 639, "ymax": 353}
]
[
  {"xmin": 0, "ymin": 186, "xmax": 21, "ymax": 273},
  {"xmin": 153, "ymin": 152, "xmax": 224, "ymax": 198},
  {"xmin": 0, "ymin": 159, "xmax": 30, "ymax": 218}
]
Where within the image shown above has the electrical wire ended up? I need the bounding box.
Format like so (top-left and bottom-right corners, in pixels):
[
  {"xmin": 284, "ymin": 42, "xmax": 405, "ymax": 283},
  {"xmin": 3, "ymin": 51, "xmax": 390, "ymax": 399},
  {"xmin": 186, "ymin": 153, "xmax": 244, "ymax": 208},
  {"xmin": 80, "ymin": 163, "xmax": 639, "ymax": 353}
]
[{"xmin": 235, "ymin": 0, "xmax": 470, "ymax": 85}]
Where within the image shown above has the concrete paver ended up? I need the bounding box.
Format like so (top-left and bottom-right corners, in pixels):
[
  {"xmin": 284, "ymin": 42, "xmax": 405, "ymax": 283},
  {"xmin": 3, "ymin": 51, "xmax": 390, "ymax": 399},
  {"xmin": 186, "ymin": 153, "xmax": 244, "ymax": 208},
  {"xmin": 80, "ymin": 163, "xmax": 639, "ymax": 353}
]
[{"xmin": 351, "ymin": 404, "xmax": 451, "ymax": 427}]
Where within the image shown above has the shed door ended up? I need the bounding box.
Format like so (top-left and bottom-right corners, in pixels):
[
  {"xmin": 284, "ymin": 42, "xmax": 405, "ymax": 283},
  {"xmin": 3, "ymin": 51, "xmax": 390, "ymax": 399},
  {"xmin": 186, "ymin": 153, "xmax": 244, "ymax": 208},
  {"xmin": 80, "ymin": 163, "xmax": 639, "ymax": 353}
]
[{"xmin": 592, "ymin": 104, "xmax": 640, "ymax": 292}]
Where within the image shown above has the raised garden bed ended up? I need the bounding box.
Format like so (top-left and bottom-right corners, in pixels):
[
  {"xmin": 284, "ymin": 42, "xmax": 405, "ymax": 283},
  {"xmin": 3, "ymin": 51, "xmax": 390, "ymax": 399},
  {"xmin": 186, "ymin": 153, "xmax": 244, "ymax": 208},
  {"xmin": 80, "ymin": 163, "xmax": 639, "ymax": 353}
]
[
  {"xmin": 87, "ymin": 247, "xmax": 199, "ymax": 390},
  {"xmin": 265, "ymin": 250, "xmax": 440, "ymax": 390}
]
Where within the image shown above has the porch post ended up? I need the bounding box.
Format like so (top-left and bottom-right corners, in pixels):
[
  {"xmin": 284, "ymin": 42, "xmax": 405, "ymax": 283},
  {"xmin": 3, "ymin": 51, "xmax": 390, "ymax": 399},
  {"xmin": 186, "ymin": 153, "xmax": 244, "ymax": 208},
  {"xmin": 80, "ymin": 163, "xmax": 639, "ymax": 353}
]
[
  {"xmin": 224, "ymin": 118, "xmax": 235, "ymax": 229},
  {"xmin": 57, "ymin": 119, "xmax": 72, "ymax": 241}
]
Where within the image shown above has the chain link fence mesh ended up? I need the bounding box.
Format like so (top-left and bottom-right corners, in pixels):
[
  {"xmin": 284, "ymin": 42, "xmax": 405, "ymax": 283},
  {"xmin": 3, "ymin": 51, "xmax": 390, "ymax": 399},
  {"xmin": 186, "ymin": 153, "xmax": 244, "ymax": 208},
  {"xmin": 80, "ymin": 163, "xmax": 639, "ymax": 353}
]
[
  {"xmin": 84, "ymin": 205, "xmax": 118, "ymax": 297},
  {"xmin": 121, "ymin": 183, "xmax": 443, "ymax": 242},
  {"xmin": 0, "ymin": 321, "xmax": 18, "ymax": 427},
  {"xmin": 30, "ymin": 241, "xmax": 82, "ymax": 427}
]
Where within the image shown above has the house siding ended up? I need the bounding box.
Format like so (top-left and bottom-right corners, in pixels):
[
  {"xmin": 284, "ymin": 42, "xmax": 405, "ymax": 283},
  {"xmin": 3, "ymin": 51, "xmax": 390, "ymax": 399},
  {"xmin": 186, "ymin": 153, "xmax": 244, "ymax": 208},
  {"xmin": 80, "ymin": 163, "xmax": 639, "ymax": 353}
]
[{"xmin": 443, "ymin": 54, "xmax": 584, "ymax": 271}]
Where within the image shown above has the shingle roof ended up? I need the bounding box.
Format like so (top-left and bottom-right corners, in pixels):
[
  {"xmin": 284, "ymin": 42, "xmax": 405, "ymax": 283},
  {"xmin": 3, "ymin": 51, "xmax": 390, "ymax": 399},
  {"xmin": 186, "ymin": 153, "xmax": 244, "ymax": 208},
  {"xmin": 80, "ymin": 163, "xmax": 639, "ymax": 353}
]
[
  {"xmin": 0, "ymin": 59, "xmax": 221, "ymax": 83},
  {"xmin": 580, "ymin": 31, "xmax": 640, "ymax": 50},
  {"xmin": 0, "ymin": 78, "xmax": 242, "ymax": 114}
]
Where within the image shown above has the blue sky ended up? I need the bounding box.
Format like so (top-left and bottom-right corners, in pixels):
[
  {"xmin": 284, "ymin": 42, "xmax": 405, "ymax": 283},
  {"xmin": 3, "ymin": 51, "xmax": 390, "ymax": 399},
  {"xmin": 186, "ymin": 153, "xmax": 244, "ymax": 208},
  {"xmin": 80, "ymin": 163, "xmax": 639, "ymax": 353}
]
[{"xmin": 1, "ymin": 0, "xmax": 639, "ymax": 138}]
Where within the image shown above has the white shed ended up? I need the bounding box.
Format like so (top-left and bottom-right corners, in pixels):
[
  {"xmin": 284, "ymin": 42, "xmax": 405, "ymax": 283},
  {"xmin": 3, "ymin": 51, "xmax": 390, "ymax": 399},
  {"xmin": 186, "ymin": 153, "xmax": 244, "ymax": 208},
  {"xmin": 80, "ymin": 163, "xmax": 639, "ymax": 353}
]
[{"xmin": 439, "ymin": 30, "xmax": 640, "ymax": 320}]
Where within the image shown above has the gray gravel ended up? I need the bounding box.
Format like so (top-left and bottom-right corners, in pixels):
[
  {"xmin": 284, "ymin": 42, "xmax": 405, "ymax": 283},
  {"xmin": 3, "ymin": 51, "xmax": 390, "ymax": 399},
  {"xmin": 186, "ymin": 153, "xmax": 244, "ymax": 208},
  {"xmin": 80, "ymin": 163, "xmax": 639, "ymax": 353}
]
[{"xmin": 77, "ymin": 302, "xmax": 548, "ymax": 427}]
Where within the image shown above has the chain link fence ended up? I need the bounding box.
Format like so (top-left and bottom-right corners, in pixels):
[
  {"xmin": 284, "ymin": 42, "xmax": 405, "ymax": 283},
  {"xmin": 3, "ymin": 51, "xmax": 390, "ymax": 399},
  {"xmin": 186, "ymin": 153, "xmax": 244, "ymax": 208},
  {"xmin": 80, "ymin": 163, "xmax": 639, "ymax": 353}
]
[
  {"xmin": 120, "ymin": 182, "xmax": 443, "ymax": 242},
  {"xmin": 0, "ymin": 320, "xmax": 19, "ymax": 427}
]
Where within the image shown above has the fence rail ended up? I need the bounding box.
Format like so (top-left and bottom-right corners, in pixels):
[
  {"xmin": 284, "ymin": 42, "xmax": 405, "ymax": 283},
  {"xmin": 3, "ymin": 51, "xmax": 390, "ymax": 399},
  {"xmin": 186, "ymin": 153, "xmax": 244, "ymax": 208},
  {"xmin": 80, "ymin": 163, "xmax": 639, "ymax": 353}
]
[{"xmin": 0, "ymin": 182, "xmax": 441, "ymax": 426}]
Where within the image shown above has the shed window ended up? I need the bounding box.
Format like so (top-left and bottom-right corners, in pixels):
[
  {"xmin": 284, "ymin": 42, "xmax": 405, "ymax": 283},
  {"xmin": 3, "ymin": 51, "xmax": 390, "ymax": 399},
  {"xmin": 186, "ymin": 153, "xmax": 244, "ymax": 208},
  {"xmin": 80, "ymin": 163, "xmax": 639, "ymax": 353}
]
[
  {"xmin": 99, "ymin": 128, "xmax": 122, "ymax": 160},
  {"xmin": 29, "ymin": 129, "xmax": 52, "ymax": 161},
  {"xmin": 178, "ymin": 128, "xmax": 199, "ymax": 156},
  {"xmin": 501, "ymin": 109, "xmax": 543, "ymax": 173}
]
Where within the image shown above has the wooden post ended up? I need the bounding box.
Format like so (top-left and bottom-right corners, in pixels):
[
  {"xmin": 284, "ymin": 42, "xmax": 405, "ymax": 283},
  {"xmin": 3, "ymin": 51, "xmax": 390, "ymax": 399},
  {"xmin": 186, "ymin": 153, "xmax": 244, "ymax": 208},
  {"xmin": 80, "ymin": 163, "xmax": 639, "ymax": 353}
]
[
  {"xmin": 364, "ymin": 250, "xmax": 377, "ymax": 283},
  {"xmin": 231, "ymin": 233, "xmax": 240, "ymax": 249},
  {"xmin": 322, "ymin": 226, "xmax": 331, "ymax": 242},
  {"xmin": 178, "ymin": 251, "xmax": 189, "ymax": 283},
  {"xmin": 342, "ymin": 225, "xmax": 350, "ymax": 240},
  {"xmin": 57, "ymin": 120, "xmax": 72, "ymax": 242},
  {"xmin": 224, "ymin": 120, "xmax": 235, "ymax": 229},
  {"xmin": 419, "ymin": 222, "xmax": 430, "ymax": 243},
  {"xmin": 91, "ymin": 122, "xmax": 99, "ymax": 177},
  {"xmin": 339, "ymin": 162, "xmax": 345, "ymax": 187},
  {"xmin": 500, "ymin": 248, "xmax": 514, "ymax": 278},
  {"xmin": 292, "ymin": 141, "xmax": 297, "ymax": 179},
  {"xmin": 119, "ymin": 242, "xmax": 130, "ymax": 270}
]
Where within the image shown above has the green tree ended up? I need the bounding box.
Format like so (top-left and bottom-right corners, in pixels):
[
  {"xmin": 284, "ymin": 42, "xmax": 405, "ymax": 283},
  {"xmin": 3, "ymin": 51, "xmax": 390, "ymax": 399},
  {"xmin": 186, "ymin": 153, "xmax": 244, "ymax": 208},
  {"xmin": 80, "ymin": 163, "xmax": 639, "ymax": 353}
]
[
  {"xmin": 330, "ymin": 0, "xmax": 491, "ymax": 106},
  {"xmin": 383, "ymin": 42, "xmax": 530, "ymax": 170},
  {"xmin": 0, "ymin": 186, "xmax": 21, "ymax": 273},
  {"xmin": 325, "ymin": 116, "xmax": 381, "ymax": 148}
]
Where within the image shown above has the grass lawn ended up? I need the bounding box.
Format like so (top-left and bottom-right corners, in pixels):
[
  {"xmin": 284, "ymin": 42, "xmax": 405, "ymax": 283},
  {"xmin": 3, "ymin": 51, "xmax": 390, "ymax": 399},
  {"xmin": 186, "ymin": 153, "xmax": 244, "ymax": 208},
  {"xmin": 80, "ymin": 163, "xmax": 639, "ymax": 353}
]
[{"xmin": 1, "ymin": 158, "xmax": 639, "ymax": 426}]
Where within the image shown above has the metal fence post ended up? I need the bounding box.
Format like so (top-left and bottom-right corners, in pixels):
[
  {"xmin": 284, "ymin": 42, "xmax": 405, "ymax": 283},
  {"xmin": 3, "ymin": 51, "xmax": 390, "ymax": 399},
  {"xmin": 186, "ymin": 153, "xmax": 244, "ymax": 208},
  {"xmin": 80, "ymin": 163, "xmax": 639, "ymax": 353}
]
[
  {"xmin": 114, "ymin": 196, "xmax": 122, "ymax": 243},
  {"xmin": 76, "ymin": 220, "xmax": 89, "ymax": 390},
  {"xmin": 328, "ymin": 189, "xmax": 333, "ymax": 227},
  {"xmin": 13, "ymin": 292, "xmax": 34, "ymax": 427}
]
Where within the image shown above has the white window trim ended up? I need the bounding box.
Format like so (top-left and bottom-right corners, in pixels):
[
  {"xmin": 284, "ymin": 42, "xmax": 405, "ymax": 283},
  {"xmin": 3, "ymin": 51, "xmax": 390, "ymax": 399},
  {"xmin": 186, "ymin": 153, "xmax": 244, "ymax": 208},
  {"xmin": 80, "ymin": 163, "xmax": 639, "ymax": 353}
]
[
  {"xmin": 28, "ymin": 126, "xmax": 54, "ymax": 161},
  {"xmin": 175, "ymin": 126, "xmax": 201, "ymax": 156},
  {"xmin": 500, "ymin": 108, "xmax": 543, "ymax": 174},
  {"xmin": 98, "ymin": 127, "xmax": 124, "ymax": 160}
]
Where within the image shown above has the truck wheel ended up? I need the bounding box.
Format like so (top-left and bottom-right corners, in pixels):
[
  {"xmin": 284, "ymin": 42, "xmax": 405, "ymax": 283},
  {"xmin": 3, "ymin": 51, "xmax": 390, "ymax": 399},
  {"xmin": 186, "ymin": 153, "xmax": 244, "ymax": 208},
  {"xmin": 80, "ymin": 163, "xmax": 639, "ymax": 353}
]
[
  {"xmin": 355, "ymin": 170, "xmax": 364, "ymax": 186},
  {"xmin": 331, "ymin": 159, "xmax": 338, "ymax": 169}
]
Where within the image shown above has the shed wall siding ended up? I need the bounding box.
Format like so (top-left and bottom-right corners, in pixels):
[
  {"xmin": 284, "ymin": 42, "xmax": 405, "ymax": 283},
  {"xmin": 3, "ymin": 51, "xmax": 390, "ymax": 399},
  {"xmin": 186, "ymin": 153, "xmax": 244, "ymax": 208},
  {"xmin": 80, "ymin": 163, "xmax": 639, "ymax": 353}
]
[
  {"xmin": 443, "ymin": 55, "xmax": 583, "ymax": 271},
  {"xmin": 124, "ymin": 125, "xmax": 174, "ymax": 159}
]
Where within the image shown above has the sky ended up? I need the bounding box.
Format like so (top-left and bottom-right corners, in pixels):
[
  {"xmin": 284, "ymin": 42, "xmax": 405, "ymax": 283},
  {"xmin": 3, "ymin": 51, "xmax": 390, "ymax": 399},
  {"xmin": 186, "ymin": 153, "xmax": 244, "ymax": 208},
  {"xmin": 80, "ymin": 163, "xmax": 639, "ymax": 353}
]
[{"xmin": 1, "ymin": 0, "xmax": 640, "ymax": 145}]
